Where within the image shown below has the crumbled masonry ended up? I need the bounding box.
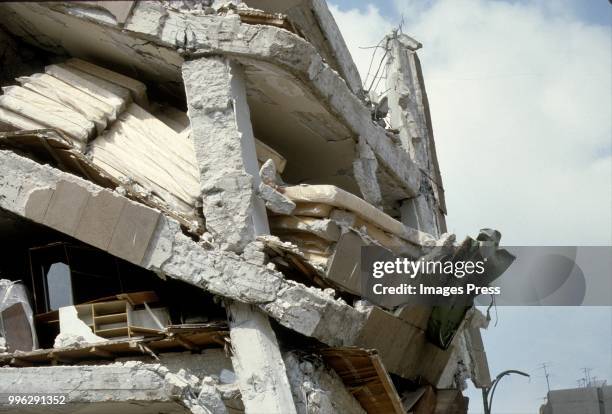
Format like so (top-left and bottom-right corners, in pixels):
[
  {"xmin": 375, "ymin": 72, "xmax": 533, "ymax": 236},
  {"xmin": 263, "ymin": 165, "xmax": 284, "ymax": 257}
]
[{"xmin": 0, "ymin": 1, "xmax": 505, "ymax": 413}]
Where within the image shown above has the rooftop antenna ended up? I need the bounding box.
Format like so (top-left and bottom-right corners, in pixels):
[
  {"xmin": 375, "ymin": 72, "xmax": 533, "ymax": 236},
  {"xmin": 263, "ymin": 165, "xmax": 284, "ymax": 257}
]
[
  {"xmin": 538, "ymin": 363, "xmax": 552, "ymax": 392},
  {"xmin": 581, "ymin": 368, "xmax": 593, "ymax": 386}
]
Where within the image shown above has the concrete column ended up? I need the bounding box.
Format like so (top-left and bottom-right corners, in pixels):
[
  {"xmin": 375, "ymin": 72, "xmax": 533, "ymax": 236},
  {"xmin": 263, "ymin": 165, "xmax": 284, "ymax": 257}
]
[
  {"xmin": 352, "ymin": 136, "xmax": 383, "ymax": 210},
  {"xmin": 226, "ymin": 301, "xmax": 297, "ymax": 414},
  {"xmin": 182, "ymin": 56, "xmax": 268, "ymax": 252},
  {"xmin": 182, "ymin": 56, "xmax": 296, "ymax": 414},
  {"xmin": 385, "ymin": 33, "xmax": 444, "ymax": 236}
]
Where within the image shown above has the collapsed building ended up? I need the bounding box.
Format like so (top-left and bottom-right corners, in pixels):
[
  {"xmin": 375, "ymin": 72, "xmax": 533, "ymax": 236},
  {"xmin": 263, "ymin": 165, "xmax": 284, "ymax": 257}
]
[{"xmin": 0, "ymin": 1, "xmax": 506, "ymax": 413}]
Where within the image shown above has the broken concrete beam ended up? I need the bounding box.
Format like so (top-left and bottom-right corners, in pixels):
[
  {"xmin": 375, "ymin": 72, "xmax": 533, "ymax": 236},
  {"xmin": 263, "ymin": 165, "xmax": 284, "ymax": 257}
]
[
  {"xmin": 182, "ymin": 56, "xmax": 268, "ymax": 252},
  {"xmin": 226, "ymin": 301, "xmax": 296, "ymax": 414},
  {"xmin": 0, "ymin": 150, "xmax": 371, "ymax": 350},
  {"xmin": 386, "ymin": 33, "xmax": 447, "ymax": 236},
  {"xmin": 159, "ymin": 6, "xmax": 420, "ymax": 196},
  {"xmin": 65, "ymin": 57, "xmax": 149, "ymax": 107},
  {"xmin": 0, "ymin": 360, "xmax": 230, "ymax": 414},
  {"xmin": 262, "ymin": 280, "xmax": 366, "ymax": 347},
  {"xmin": 0, "ymin": 150, "xmax": 281, "ymax": 304}
]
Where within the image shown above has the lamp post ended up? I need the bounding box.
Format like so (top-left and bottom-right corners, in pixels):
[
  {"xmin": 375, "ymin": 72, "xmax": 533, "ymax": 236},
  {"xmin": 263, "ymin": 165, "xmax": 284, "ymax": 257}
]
[{"xmin": 482, "ymin": 370, "xmax": 530, "ymax": 414}]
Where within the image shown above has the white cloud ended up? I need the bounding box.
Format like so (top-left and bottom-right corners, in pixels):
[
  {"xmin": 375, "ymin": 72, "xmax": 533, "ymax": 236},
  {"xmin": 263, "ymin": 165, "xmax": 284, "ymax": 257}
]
[{"xmin": 330, "ymin": 0, "xmax": 611, "ymax": 245}]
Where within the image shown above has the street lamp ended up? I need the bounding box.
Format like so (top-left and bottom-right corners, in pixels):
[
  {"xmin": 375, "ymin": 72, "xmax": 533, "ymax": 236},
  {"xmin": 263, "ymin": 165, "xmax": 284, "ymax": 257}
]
[{"xmin": 482, "ymin": 370, "xmax": 530, "ymax": 414}]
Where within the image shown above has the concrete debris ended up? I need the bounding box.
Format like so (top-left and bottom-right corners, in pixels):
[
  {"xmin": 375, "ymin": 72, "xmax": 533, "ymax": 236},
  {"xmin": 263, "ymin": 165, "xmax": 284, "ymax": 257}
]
[
  {"xmin": 284, "ymin": 352, "xmax": 366, "ymax": 414},
  {"xmin": 258, "ymin": 182, "xmax": 296, "ymax": 215},
  {"xmin": 53, "ymin": 306, "xmax": 106, "ymax": 348},
  {"xmin": 259, "ymin": 158, "xmax": 278, "ymax": 186},
  {"xmin": 0, "ymin": 359, "xmax": 236, "ymax": 413},
  {"xmin": 193, "ymin": 376, "xmax": 229, "ymax": 414},
  {"xmin": 0, "ymin": 3, "xmax": 507, "ymax": 413}
]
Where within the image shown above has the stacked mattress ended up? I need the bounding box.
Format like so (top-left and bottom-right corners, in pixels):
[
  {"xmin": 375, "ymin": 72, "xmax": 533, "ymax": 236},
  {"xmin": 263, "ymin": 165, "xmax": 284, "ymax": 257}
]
[
  {"xmin": 268, "ymin": 184, "xmax": 436, "ymax": 294},
  {"xmin": 0, "ymin": 58, "xmax": 199, "ymax": 219}
]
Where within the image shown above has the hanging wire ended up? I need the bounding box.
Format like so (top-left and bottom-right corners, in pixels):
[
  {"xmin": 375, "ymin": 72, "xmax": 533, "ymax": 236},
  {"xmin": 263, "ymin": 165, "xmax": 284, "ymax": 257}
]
[
  {"xmin": 366, "ymin": 48, "xmax": 388, "ymax": 93},
  {"xmin": 363, "ymin": 37, "xmax": 386, "ymax": 87},
  {"xmin": 372, "ymin": 62, "xmax": 389, "ymax": 93}
]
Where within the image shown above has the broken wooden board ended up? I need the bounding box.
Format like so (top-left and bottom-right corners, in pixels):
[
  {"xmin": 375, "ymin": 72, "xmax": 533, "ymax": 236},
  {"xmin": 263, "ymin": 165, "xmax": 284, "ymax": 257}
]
[
  {"xmin": 320, "ymin": 347, "xmax": 405, "ymax": 414},
  {"xmin": 0, "ymin": 321, "xmax": 228, "ymax": 367}
]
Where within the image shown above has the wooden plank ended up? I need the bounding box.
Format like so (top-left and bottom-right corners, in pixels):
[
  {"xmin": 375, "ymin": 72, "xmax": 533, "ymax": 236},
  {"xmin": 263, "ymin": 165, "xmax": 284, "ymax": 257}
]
[
  {"xmin": 0, "ymin": 326, "xmax": 229, "ymax": 367},
  {"xmin": 320, "ymin": 347, "xmax": 405, "ymax": 414},
  {"xmin": 370, "ymin": 353, "xmax": 405, "ymax": 414},
  {"xmin": 89, "ymin": 347, "xmax": 115, "ymax": 359}
]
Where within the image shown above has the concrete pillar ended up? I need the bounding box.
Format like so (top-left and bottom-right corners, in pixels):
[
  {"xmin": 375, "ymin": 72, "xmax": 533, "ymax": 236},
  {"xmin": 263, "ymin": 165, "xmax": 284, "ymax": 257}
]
[
  {"xmin": 352, "ymin": 136, "xmax": 383, "ymax": 210},
  {"xmin": 182, "ymin": 56, "xmax": 296, "ymax": 414},
  {"xmin": 182, "ymin": 56, "xmax": 268, "ymax": 252},
  {"xmin": 385, "ymin": 33, "xmax": 445, "ymax": 236},
  {"xmin": 226, "ymin": 301, "xmax": 297, "ymax": 414}
]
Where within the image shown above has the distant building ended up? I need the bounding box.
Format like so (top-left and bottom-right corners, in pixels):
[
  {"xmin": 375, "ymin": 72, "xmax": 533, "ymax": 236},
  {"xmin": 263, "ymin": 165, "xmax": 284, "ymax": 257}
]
[{"xmin": 539, "ymin": 385, "xmax": 612, "ymax": 414}]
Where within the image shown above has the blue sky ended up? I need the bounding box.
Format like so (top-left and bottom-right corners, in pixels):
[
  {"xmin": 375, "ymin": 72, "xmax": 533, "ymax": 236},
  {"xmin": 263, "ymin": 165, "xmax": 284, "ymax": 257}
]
[
  {"xmin": 329, "ymin": 1, "xmax": 611, "ymax": 412},
  {"xmin": 332, "ymin": 0, "xmax": 612, "ymax": 26}
]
